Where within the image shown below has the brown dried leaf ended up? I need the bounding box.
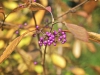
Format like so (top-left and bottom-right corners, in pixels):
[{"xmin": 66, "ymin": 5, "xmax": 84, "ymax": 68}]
[
  {"xmin": 0, "ymin": 30, "xmax": 34, "ymax": 63},
  {"xmin": 88, "ymin": 32, "xmax": 100, "ymax": 44},
  {"xmin": 29, "ymin": 2, "xmax": 47, "ymax": 11},
  {"xmin": 29, "ymin": 2, "xmax": 54, "ymax": 22},
  {"xmin": 83, "ymin": 1, "xmax": 97, "ymax": 14},
  {"xmin": 92, "ymin": 66, "xmax": 100, "ymax": 74},
  {"xmin": 65, "ymin": 23, "xmax": 89, "ymax": 42}
]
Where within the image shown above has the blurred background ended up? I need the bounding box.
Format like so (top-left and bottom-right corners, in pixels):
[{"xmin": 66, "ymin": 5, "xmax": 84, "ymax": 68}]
[{"xmin": 0, "ymin": 0, "xmax": 100, "ymax": 75}]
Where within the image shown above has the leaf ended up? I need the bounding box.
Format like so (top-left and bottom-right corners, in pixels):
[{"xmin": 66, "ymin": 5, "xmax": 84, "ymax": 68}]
[
  {"xmin": 34, "ymin": 65, "xmax": 43, "ymax": 73},
  {"xmin": 21, "ymin": 0, "xmax": 29, "ymax": 3},
  {"xmin": 86, "ymin": 43, "xmax": 96, "ymax": 53},
  {"xmin": 11, "ymin": 4, "xmax": 27, "ymax": 12},
  {"xmin": 51, "ymin": 54, "xmax": 66, "ymax": 68},
  {"xmin": 0, "ymin": 3, "xmax": 4, "ymax": 13},
  {"xmin": 83, "ymin": 1, "xmax": 97, "ymax": 14},
  {"xmin": 18, "ymin": 49, "xmax": 34, "ymax": 71},
  {"xmin": 29, "ymin": 2, "xmax": 48, "ymax": 11},
  {"xmin": 0, "ymin": 30, "xmax": 34, "ymax": 64},
  {"xmin": 92, "ymin": 66, "xmax": 100, "ymax": 75},
  {"xmin": 65, "ymin": 23, "xmax": 89, "ymax": 42},
  {"xmin": 71, "ymin": 67, "xmax": 85, "ymax": 75},
  {"xmin": 3, "ymin": 1, "xmax": 18, "ymax": 10},
  {"xmin": 29, "ymin": 3, "xmax": 54, "ymax": 22},
  {"xmin": 0, "ymin": 7, "xmax": 4, "ymax": 13},
  {"xmin": 73, "ymin": 40, "xmax": 81, "ymax": 58},
  {"xmin": 88, "ymin": 32, "xmax": 100, "ymax": 44}
]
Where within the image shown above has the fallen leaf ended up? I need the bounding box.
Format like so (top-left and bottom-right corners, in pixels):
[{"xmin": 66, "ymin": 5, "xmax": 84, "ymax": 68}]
[
  {"xmin": 71, "ymin": 67, "xmax": 85, "ymax": 75},
  {"xmin": 0, "ymin": 30, "xmax": 35, "ymax": 63},
  {"xmin": 65, "ymin": 23, "xmax": 89, "ymax": 42},
  {"xmin": 51, "ymin": 54, "xmax": 66, "ymax": 68},
  {"xmin": 73, "ymin": 40, "xmax": 81, "ymax": 58}
]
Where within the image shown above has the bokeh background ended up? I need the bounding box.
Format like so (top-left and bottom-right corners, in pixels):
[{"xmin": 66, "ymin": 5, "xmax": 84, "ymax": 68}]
[{"xmin": 0, "ymin": 0, "xmax": 100, "ymax": 75}]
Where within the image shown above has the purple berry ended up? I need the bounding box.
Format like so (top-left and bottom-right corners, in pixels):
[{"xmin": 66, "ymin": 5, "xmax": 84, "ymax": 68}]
[
  {"xmin": 61, "ymin": 31, "xmax": 65, "ymax": 35},
  {"xmin": 48, "ymin": 42, "xmax": 51, "ymax": 46},
  {"xmin": 34, "ymin": 0, "xmax": 36, "ymax": 2},
  {"xmin": 40, "ymin": 37, "xmax": 44, "ymax": 41},
  {"xmin": 59, "ymin": 36, "xmax": 63, "ymax": 39},
  {"xmin": 15, "ymin": 30, "xmax": 19, "ymax": 34},
  {"xmin": 58, "ymin": 28, "xmax": 62, "ymax": 32},
  {"xmin": 36, "ymin": 25, "xmax": 39, "ymax": 30},
  {"xmin": 34, "ymin": 61, "xmax": 37, "ymax": 65},
  {"xmin": 53, "ymin": 31, "xmax": 57, "ymax": 35},
  {"xmin": 44, "ymin": 41, "xmax": 47, "ymax": 44},
  {"xmin": 53, "ymin": 43, "xmax": 56, "ymax": 46},
  {"xmin": 24, "ymin": 23, "xmax": 27, "ymax": 26},
  {"xmin": 51, "ymin": 34, "xmax": 55, "ymax": 38},
  {"xmin": 50, "ymin": 41, "xmax": 53, "ymax": 44},
  {"xmin": 49, "ymin": 37, "xmax": 52, "ymax": 40},
  {"xmin": 46, "ymin": 32, "xmax": 49, "ymax": 35},
  {"xmin": 63, "ymin": 34, "xmax": 66, "ymax": 38}
]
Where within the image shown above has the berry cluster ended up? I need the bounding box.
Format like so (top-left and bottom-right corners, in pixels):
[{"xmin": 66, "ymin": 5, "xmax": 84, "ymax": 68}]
[
  {"xmin": 36, "ymin": 26, "xmax": 67, "ymax": 46},
  {"xmin": 39, "ymin": 31, "xmax": 57, "ymax": 46},
  {"xmin": 58, "ymin": 29, "xmax": 67, "ymax": 44}
]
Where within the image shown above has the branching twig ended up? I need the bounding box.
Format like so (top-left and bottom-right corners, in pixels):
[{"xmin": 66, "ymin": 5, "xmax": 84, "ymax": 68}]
[{"xmin": 45, "ymin": 0, "xmax": 89, "ymax": 26}]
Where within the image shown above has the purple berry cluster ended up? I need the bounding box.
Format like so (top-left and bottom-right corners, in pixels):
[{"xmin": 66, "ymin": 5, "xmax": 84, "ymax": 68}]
[
  {"xmin": 37, "ymin": 27, "xmax": 67, "ymax": 46},
  {"xmin": 39, "ymin": 31, "xmax": 57, "ymax": 46},
  {"xmin": 58, "ymin": 29, "xmax": 67, "ymax": 44}
]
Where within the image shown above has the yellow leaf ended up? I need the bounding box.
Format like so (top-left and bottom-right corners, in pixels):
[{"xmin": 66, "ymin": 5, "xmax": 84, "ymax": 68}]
[
  {"xmin": 34, "ymin": 65, "xmax": 43, "ymax": 73},
  {"xmin": 18, "ymin": 36, "xmax": 31, "ymax": 48},
  {"xmin": 3, "ymin": 1, "xmax": 18, "ymax": 9},
  {"xmin": 6, "ymin": 29, "xmax": 15, "ymax": 39},
  {"xmin": 0, "ymin": 40, "xmax": 5, "ymax": 49},
  {"xmin": 73, "ymin": 40, "xmax": 81, "ymax": 58},
  {"xmin": 51, "ymin": 54, "xmax": 66, "ymax": 68},
  {"xmin": 71, "ymin": 67, "xmax": 85, "ymax": 75},
  {"xmin": 18, "ymin": 63, "xmax": 27, "ymax": 73},
  {"xmin": 6, "ymin": 13, "xmax": 18, "ymax": 22}
]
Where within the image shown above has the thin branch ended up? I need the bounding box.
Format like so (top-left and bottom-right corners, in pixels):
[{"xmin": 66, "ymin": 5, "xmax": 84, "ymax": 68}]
[
  {"xmin": 45, "ymin": 0, "xmax": 89, "ymax": 26},
  {"xmin": 56, "ymin": 0, "xmax": 89, "ymax": 19},
  {"xmin": 32, "ymin": 11, "xmax": 41, "ymax": 49}
]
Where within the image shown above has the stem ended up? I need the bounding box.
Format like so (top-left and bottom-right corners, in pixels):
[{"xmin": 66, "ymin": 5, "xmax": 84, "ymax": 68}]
[
  {"xmin": 43, "ymin": 45, "xmax": 47, "ymax": 75},
  {"xmin": 32, "ymin": 11, "xmax": 42, "ymax": 53},
  {"xmin": 32, "ymin": 11, "xmax": 40, "ymax": 46},
  {"xmin": 56, "ymin": 0, "xmax": 89, "ymax": 19}
]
